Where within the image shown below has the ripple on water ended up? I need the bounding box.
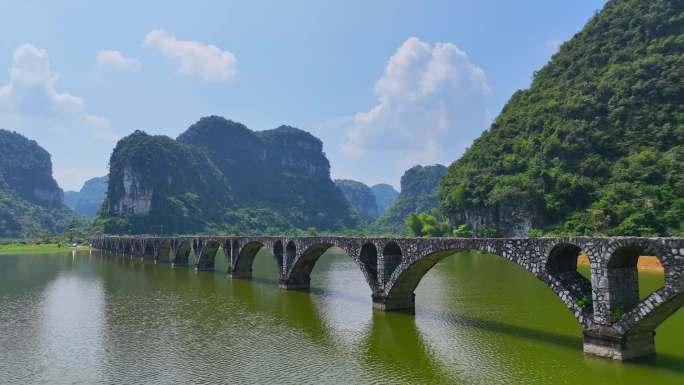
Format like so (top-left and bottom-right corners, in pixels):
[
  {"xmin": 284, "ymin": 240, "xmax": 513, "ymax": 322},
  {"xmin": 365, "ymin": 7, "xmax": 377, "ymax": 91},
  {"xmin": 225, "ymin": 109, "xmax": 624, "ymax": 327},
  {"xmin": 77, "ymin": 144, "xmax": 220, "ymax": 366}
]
[{"xmin": 0, "ymin": 251, "xmax": 683, "ymax": 384}]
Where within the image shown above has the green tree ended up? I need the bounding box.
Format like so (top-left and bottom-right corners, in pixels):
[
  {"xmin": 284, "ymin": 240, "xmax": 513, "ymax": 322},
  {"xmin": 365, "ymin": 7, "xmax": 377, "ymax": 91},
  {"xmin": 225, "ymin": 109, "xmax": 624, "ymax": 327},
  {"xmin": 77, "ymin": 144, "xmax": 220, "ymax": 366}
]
[
  {"xmin": 406, "ymin": 212, "xmax": 450, "ymax": 237},
  {"xmin": 452, "ymin": 224, "xmax": 472, "ymax": 237}
]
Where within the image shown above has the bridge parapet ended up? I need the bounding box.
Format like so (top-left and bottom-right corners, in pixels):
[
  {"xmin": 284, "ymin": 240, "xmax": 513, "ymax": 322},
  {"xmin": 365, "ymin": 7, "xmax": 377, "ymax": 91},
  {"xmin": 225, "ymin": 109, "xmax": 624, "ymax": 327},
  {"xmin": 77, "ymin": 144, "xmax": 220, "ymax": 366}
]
[{"xmin": 88, "ymin": 234, "xmax": 684, "ymax": 361}]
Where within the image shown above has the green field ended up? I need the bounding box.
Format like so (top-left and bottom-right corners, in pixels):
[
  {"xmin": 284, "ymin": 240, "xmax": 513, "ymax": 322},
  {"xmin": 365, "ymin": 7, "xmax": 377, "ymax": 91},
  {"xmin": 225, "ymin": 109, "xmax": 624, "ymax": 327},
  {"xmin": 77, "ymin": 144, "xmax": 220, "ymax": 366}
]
[{"xmin": 0, "ymin": 243, "xmax": 89, "ymax": 255}]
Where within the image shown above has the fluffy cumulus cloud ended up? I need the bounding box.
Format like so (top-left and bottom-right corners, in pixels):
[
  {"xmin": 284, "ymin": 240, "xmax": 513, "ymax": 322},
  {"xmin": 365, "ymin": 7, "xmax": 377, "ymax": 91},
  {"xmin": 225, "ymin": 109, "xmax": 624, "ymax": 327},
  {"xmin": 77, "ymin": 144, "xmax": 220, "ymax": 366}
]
[
  {"xmin": 338, "ymin": 37, "xmax": 491, "ymax": 186},
  {"xmin": 97, "ymin": 50, "xmax": 140, "ymax": 71},
  {"xmin": 0, "ymin": 44, "xmax": 117, "ymax": 190},
  {"xmin": 144, "ymin": 30, "xmax": 237, "ymax": 82}
]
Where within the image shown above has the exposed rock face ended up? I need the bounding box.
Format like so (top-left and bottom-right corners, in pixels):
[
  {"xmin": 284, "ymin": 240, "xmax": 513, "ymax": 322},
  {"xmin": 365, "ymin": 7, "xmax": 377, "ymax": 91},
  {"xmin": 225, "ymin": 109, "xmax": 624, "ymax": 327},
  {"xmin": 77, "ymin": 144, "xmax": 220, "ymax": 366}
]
[
  {"xmin": 0, "ymin": 129, "xmax": 74, "ymax": 237},
  {"xmin": 374, "ymin": 165, "xmax": 447, "ymax": 232},
  {"xmin": 334, "ymin": 179, "xmax": 378, "ymax": 220},
  {"xmin": 371, "ymin": 183, "xmax": 399, "ymax": 213},
  {"xmin": 115, "ymin": 168, "xmax": 152, "ymax": 215},
  {"xmin": 453, "ymin": 202, "xmax": 540, "ymax": 238}
]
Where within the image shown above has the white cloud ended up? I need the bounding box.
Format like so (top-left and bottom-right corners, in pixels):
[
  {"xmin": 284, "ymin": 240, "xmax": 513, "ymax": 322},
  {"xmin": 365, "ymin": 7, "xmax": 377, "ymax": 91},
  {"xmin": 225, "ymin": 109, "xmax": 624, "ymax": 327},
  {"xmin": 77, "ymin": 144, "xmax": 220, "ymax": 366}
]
[
  {"xmin": 143, "ymin": 30, "xmax": 237, "ymax": 82},
  {"xmin": 0, "ymin": 44, "xmax": 118, "ymax": 190},
  {"xmin": 338, "ymin": 37, "xmax": 491, "ymax": 186},
  {"xmin": 97, "ymin": 50, "xmax": 140, "ymax": 71}
]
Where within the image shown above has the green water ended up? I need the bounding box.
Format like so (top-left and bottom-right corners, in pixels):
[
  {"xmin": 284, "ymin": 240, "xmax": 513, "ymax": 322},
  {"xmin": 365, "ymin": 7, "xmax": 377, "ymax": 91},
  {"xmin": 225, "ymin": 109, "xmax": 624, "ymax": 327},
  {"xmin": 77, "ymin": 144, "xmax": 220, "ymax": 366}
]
[{"xmin": 0, "ymin": 249, "xmax": 682, "ymax": 384}]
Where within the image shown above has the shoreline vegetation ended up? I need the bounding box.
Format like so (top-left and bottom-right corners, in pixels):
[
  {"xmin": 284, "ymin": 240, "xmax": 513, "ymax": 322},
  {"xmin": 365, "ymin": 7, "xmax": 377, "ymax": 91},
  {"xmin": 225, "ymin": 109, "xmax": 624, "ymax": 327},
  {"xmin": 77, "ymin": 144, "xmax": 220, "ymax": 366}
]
[
  {"xmin": 0, "ymin": 243, "xmax": 90, "ymax": 255},
  {"xmin": 578, "ymin": 254, "xmax": 663, "ymax": 272}
]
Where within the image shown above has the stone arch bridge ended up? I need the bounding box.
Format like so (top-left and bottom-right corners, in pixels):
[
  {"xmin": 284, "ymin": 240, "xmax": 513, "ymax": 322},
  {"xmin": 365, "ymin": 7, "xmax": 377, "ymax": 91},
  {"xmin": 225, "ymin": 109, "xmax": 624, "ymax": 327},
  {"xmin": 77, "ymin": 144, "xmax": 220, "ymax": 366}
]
[{"xmin": 89, "ymin": 235, "xmax": 684, "ymax": 361}]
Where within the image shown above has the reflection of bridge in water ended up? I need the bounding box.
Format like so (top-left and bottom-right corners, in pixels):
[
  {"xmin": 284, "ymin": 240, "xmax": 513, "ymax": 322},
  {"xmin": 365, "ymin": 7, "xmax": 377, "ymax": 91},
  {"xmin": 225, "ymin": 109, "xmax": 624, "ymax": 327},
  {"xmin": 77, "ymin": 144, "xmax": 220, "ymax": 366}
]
[{"xmin": 89, "ymin": 235, "xmax": 684, "ymax": 361}]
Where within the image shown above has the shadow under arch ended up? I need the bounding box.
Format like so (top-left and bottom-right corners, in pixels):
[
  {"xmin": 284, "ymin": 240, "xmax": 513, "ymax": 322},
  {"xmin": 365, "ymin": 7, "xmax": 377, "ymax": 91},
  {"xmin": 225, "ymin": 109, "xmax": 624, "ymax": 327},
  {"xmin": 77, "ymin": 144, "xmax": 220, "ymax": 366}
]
[
  {"xmin": 545, "ymin": 242, "xmax": 593, "ymax": 323},
  {"xmin": 231, "ymin": 240, "xmax": 280, "ymax": 279},
  {"xmin": 282, "ymin": 243, "xmax": 377, "ymax": 293},
  {"xmin": 273, "ymin": 240, "xmax": 284, "ymax": 271},
  {"xmin": 157, "ymin": 239, "xmax": 172, "ymax": 263},
  {"xmin": 172, "ymin": 240, "xmax": 192, "ymax": 265},
  {"xmin": 381, "ymin": 241, "xmax": 402, "ymax": 284},
  {"xmin": 143, "ymin": 241, "xmax": 155, "ymax": 259}
]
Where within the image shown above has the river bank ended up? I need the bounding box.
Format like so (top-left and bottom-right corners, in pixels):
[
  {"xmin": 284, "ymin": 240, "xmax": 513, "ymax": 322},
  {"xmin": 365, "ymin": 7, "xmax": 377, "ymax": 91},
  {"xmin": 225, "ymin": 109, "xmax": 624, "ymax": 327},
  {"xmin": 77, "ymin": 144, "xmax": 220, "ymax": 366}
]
[{"xmin": 0, "ymin": 243, "xmax": 90, "ymax": 255}]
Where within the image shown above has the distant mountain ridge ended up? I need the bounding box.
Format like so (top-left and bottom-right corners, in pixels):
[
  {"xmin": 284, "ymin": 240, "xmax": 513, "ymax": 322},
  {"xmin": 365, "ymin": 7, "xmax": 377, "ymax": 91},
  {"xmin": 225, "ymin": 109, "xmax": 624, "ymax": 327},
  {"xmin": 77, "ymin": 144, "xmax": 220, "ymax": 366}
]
[
  {"xmin": 64, "ymin": 176, "xmax": 108, "ymax": 219},
  {"xmin": 371, "ymin": 183, "xmax": 399, "ymax": 213}
]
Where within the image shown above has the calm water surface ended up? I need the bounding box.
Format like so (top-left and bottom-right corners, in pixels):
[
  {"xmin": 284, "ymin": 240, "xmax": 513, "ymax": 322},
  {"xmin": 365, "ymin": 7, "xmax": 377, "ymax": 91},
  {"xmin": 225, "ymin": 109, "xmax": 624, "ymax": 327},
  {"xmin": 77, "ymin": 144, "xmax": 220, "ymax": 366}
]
[{"xmin": 0, "ymin": 249, "xmax": 682, "ymax": 384}]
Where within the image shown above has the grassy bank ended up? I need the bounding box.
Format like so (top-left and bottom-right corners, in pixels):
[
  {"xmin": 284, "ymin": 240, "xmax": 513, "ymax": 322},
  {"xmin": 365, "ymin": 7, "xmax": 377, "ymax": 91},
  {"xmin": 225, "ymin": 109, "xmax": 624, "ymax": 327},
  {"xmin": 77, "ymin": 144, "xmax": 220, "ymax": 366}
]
[{"xmin": 0, "ymin": 243, "xmax": 89, "ymax": 255}]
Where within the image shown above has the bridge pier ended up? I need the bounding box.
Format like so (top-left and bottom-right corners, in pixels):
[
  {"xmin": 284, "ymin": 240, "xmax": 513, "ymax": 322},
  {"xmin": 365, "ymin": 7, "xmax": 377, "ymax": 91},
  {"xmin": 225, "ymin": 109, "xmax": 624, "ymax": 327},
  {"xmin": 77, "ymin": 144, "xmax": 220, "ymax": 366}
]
[
  {"xmin": 583, "ymin": 330, "xmax": 655, "ymax": 360},
  {"xmin": 372, "ymin": 293, "xmax": 415, "ymax": 313},
  {"xmin": 228, "ymin": 270, "xmax": 252, "ymax": 279},
  {"xmin": 278, "ymin": 277, "xmax": 310, "ymax": 290}
]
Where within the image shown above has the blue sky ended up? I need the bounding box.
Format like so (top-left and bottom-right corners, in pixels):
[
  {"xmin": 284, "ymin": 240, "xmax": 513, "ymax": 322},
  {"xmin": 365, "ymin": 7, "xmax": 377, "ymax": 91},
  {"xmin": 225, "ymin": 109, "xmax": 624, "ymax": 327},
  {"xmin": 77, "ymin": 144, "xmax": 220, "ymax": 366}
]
[{"xmin": 0, "ymin": 0, "xmax": 606, "ymax": 191}]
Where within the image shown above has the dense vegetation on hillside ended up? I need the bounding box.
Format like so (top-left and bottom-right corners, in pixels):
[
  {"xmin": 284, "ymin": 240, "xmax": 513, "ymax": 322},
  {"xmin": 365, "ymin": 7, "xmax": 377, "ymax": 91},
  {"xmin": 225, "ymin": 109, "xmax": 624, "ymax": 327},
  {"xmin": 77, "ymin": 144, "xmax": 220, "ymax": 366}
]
[
  {"xmin": 98, "ymin": 117, "xmax": 359, "ymax": 234},
  {"xmin": 98, "ymin": 130, "xmax": 232, "ymax": 234},
  {"xmin": 177, "ymin": 116, "xmax": 359, "ymax": 232},
  {"xmin": 371, "ymin": 183, "xmax": 399, "ymax": 213},
  {"xmin": 0, "ymin": 130, "xmax": 76, "ymax": 238},
  {"xmin": 374, "ymin": 165, "xmax": 447, "ymax": 232},
  {"xmin": 334, "ymin": 179, "xmax": 378, "ymax": 220},
  {"xmin": 440, "ymin": 0, "xmax": 684, "ymax": 236}
]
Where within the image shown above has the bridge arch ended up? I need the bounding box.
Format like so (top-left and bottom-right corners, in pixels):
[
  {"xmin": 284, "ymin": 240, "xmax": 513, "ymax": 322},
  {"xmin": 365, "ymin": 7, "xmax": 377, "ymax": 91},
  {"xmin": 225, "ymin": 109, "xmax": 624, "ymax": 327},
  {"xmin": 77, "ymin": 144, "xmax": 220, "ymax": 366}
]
[
  {"xmin": 157, "ymin": 239, "xmax": 172, "ymax": 262},
  {"xmin": 544, "ymin": 242, "xmax": 593, "ymax": 323},
  {"xmin": 143, "ymin": 241, "xmax": 155, "ymax": 259},
  {"xmin": 172, "ymin": 240, "xmax": 192, "ymax": 265},
  {"xmin": 230, "ymin": 240, "xmax": 281, "ymax": 279},
  {"xmin": 273, "ymin": 240, "xmax": 284, "ymax": 269},
  {"xmin": 359, "ymin": 242, "xmax": 378, "ymax": 283},
  {"xmin": 380, "ymin": 245, "xmax": 593, "ymax": 326},
  {"xmin": 194, "ymin": 239, "xmax": 223, "ymax": 271},
  {"xmin": 381, "ymin": 241, "xmax": 402, "ymax": 284},
  {"xmin": 281, "ymin": 240, "xmax": 380, "ymax": 292},
  {"xmin": 285, "ymin": 241, "xmax": 296, "ymax": 267},
  {"xmin": 602, "ymin": 240, "xmax": 668, "ymax": 323}
]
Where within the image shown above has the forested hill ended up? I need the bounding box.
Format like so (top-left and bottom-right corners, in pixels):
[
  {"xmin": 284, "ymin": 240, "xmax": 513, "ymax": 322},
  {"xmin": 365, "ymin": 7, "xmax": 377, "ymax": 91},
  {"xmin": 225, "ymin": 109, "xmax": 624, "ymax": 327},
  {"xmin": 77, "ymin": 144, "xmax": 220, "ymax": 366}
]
[
  {"xmin": 98, "ymin": 117, "xmax": 358, "ymax": 234},
  {"xmin": 0, "ymin": 129, "xmax": 74, "ymax": 238},
  {"xmin": 334, "ymin": 179, "xmax": 378, "ymax": 220},
  {"xmin": 439, "ymin": 0, "xmax": 684, "ymax": 237},
  {"xmin": 374, "ymin": 165, "xmax": 446, "ymax": 232}
]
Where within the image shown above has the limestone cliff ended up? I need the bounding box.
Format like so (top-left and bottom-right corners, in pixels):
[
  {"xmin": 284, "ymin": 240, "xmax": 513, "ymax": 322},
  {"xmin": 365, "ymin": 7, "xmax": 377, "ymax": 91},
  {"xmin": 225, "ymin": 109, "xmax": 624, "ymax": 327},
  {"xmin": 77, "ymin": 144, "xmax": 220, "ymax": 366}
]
[
  {"xmin": 99, "ymin": 117, "xmax": 359, "ymax": 234},
  {"xmin": 0, "ymin": 129, "xmax": 74, "ymax": 237},
  {"xmin": 101, "ymin": 130, "xmax": 231, "ymax": 234}
]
